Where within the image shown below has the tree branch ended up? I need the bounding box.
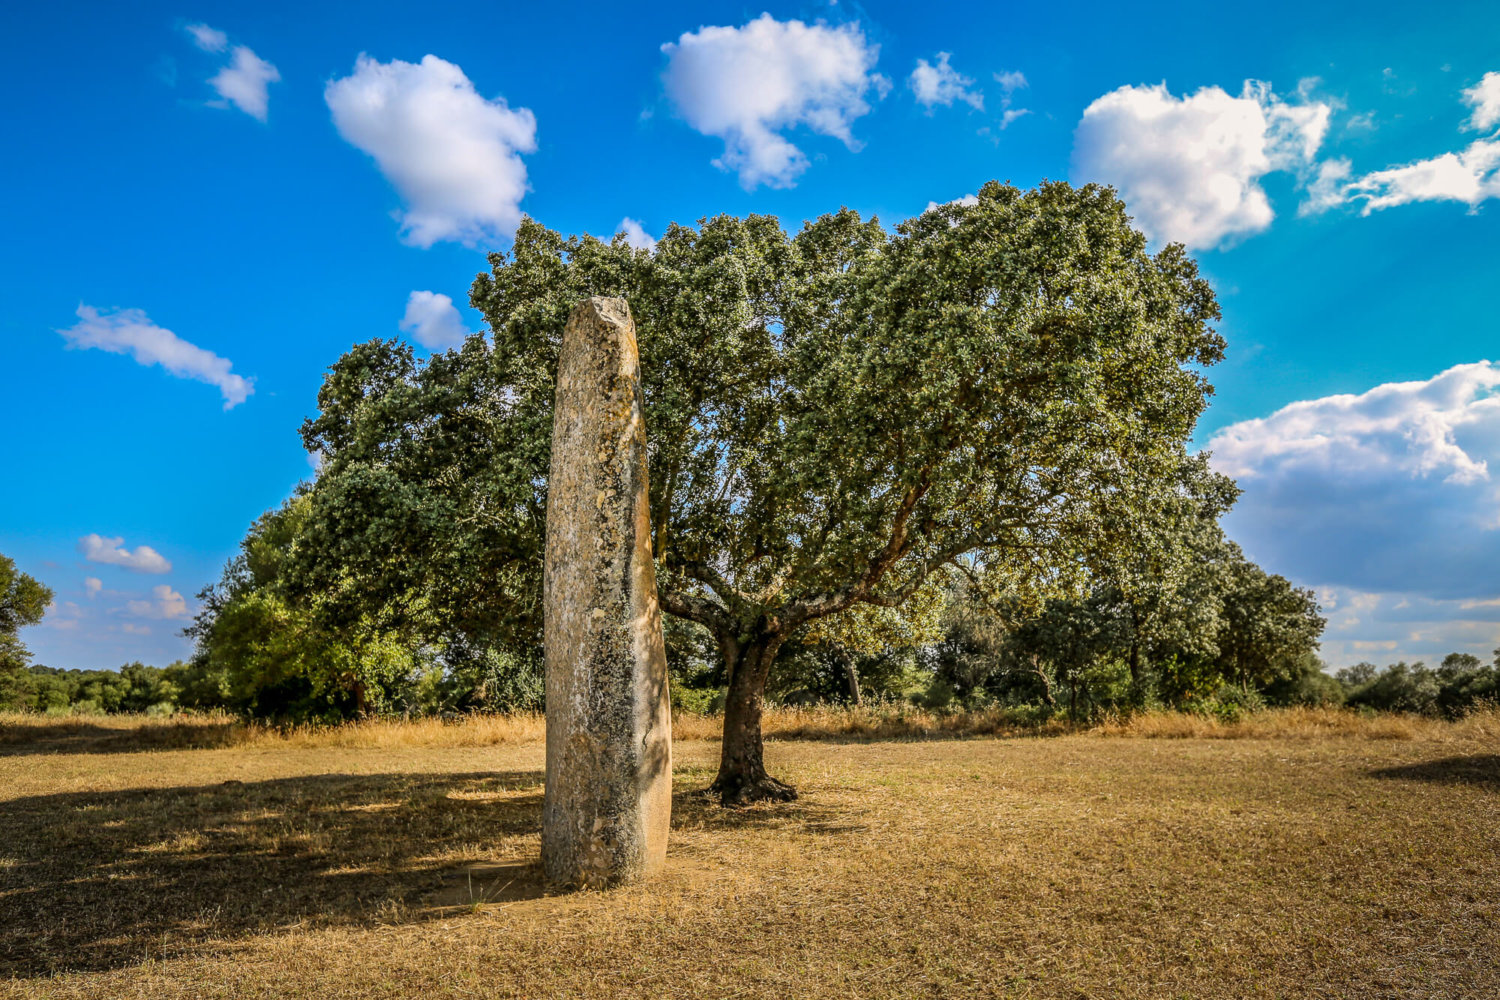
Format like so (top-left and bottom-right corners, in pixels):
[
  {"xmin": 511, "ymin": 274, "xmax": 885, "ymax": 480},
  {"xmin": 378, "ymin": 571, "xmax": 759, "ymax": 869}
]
[{"xmin": 657, "ymin": 584, "xmax": 732, "ymax": 634}]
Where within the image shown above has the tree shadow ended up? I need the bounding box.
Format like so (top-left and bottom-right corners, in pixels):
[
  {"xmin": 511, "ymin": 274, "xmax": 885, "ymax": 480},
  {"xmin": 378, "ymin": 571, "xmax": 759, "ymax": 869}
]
[
  {"xmin": 1369, "ymin": 754, "xmax": 1500, "ymax": 791},
  {"xmin": 0, "ymin": 718, "xmax": 243, "ymax": 756},
  {"xmin": 0, "ymin": 765, "xmax": 855, "ymax": 976},
  {"xmin": 0, "ymin": 770, "xmax": 548, "ymax": 976}
]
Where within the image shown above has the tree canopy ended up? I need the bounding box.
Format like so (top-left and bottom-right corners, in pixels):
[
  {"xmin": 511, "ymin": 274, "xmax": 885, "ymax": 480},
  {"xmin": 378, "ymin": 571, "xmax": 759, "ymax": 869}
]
[
  {"xmin": 0, "ymin": 553, "xmax": 53, "ymax": 707},
  {"xmin": 276, "ymin": 179, "xmax": 1230, "ymax": 802}
]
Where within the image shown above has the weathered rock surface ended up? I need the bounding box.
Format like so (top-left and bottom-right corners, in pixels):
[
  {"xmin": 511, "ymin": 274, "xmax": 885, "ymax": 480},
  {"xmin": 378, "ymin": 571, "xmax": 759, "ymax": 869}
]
[{"xmin": 542, "ymin": 296, "xmax": 672, "ymax": 888}]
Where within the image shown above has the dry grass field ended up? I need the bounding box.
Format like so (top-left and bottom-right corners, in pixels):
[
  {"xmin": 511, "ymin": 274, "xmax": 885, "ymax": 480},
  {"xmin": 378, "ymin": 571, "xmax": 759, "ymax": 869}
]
[{"xmin": 1, "ymin": 708, "xmax": 1497, "ymax": 999}]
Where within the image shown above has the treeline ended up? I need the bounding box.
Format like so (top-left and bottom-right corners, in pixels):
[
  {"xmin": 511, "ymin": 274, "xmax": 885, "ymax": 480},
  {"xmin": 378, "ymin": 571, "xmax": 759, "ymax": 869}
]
[
  {"xmin": 4, "ymin": 645, "xmax": 1496, "ymax": 723},
  {"xmin": 1336, "ymin": 655, "xmax": 1500, "ymax": 718},
  {"xmin": 0, "ymin": 662, "xmax": 187, "ymax": 716}
]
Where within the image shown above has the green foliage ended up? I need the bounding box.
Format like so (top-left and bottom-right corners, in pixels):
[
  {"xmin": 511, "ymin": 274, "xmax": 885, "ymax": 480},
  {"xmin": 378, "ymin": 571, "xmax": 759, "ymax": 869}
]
[
  {"xmin": 292, "ymin": 181, "xmax": 1225, "ymax": 751},
  {"xmin": 1183, "ymin": 683, "xmax": 1266, "ymax": 723},
  {"xmin": 3, "ymin": 662, "xmax": 184, "ymax": 715},
  {"xmin": 0, "ymin": 554, "xmax": 53, "ymax": 709},
  {"xmin": 766, "ymin": 641, "xmax": 927, "ymax": 706},
  {"xmin": 1342, "ymin": 656, "xmax": 1498, "ymax": 718},
  {"xmin": 921, "ymin": 522, "xmax": 1328, "ymax": 717},
  {"xmin": 1260, "ymin": 653, "xmax": 1345, "ymax": 707},
  {"xmin": 1213, "ymin": 544, "xmax": 1325, "ymax": 691}
]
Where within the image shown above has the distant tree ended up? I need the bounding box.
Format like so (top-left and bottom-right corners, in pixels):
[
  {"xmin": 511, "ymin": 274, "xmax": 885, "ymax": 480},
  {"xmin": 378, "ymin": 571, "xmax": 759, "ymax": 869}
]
[
  {"xmin": 0, "ymin": 554, "xmax": 52, "ymax": 710},
  {"xmin": 1213, "ymin": 543, "xmax": 1325, "ymax": 692},
  {"xmin": 186, "ymin": 496, "xmax": 467, "ymax": 721},
  {"xmin": 1346, "ymin": 662, "xmax": 1441, "ymax": 716},
  {"xmin": 1084, "ymin": 486, "xmax": 1237, "ymax": 694},
  {"xmin": 928, "ymin": 579, "xmax": 1041, "ymax": 706},
  {"xmin": 1336, "ymin": 662, "xmax": 1378, "ymax": 687},
  {"xmin": 794, "ymin": 578, "xmax": 947, "ymax": 706},
  {"xmin": 1260, "ymin": 652, "xmax": 1344, "ymax": 707},
  {"xmin": 1004, "ymin": 593, "xmax": 1127, "ymax": 718},
  {"xmin": 298, "ymin": 181, "xmax": 1225, "ymax": 802},
  {"xmin": 1439, "ymin": 652, "xmax": 1483, "ymax": 675}
]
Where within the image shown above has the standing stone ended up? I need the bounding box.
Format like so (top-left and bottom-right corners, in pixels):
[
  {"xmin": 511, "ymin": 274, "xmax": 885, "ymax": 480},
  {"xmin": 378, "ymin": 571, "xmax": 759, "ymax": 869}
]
[{"xmin": 542, "ymin": 296, "xmax": 672, "ymax": 888}]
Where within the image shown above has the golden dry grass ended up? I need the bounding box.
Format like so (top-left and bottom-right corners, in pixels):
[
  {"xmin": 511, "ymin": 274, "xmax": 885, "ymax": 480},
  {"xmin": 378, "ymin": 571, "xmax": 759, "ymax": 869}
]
[
  {"xmin": 7, "ymin": 704, "xmax": 1495, "ymax": 754},
  {"xmin": 2, "ymin": 709, "xmax": 1497, "ymax": 998}
]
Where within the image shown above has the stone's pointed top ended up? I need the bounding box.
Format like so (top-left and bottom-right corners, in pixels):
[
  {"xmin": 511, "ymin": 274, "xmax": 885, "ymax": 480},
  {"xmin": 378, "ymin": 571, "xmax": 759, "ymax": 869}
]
[{"xmin": 572, "ymin": 295, "xmax": 632, "ymax": 329}]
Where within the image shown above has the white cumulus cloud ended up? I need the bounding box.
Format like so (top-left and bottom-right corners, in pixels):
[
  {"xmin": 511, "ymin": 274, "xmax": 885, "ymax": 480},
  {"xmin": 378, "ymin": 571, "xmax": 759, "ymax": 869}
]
[
  {"xmin": 1464, "ymin": 71, "xmax": 1500, "ymax": 132},
  {"xmin": 1208, "ymin": 361, "xmax": 1500, "ymax": 603},
  {"xmin": 326, "ymin": 54, "xmax": 538, "ymax": 248},
  {"xmin": 84, "ymin": 577, "xmax": 102, "ymax": 599},
  {"xmin": 660, "ymin": 14, "xmax": 885, "ymax": 189},
  {"xmin": 1072, "ymin": 79, "xmax": 1332, "ymax": 249},
  {"xmin": 398, "ymin": 290, "xmax": 475, "ymax": 351},
  {"xmin": 617, "ymin": 217, "xmax": 657, "ymax": 252},
  {"xmin": 126, "ymin": 585, "xmax": 190, "ymax": 620},
  {"xmin": 59, "ymin": 305, "xmax": 253, "ymax": 408},
  {"xmin": 78, "ymin": 535, "xmax": 173, "ymax": 575},
  {"xmin": 909, "ymin": 52, "xmax": 982, "ymax": 111}
]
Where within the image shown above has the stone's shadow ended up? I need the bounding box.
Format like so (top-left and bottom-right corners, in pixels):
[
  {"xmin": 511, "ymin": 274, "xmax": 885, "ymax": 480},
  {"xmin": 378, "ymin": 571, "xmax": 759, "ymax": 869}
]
[
  {"xmin": 429, "ymin": 860, "xmax": 549, "ymax": 909},
  {"xmin": 1370, "ymin": 754, "xmax": 1500, "ymax": 791},
  {"xmin": 0, "ymin": 766, "xmax": 855, "ymax": 977},
  {"xmin": 0, "ymin": 770, "xmax": 548, "ymax": 977},
  {"xmin": 0, "ymin": 719, "xmax": 242, "ymax": 756}
]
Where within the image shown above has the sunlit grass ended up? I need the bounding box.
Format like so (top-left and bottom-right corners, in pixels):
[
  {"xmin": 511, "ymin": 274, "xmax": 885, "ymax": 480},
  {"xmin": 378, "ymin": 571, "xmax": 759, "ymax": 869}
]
[
  {"xmin": 1, "ymin": 708, "xmax": 1496, "ymax": 997},
  {"xmin": 4, "ymin": 703, "xmax": 1497, "ymax": 754}
]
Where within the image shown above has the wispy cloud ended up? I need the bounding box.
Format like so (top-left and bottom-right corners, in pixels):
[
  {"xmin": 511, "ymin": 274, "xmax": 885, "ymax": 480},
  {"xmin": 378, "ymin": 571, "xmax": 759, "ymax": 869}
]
[
  {"xmin": 1302, "ymin": 71, "xmax": 1500, "ymax": 216},
  {"xmin": 993, "ymin": 70, "xmax": 1029, "ymax": 129},
  {"xmin": 126, "ymin": 585, "xmax": 189, "ymax": 620},
  {"xmin": 184, "ymin": 23, "xmax": 227, "ymax": 53},
  {"xmin": 58, "ymin": 305, "xmax": 253, "ymax": 408},
  {"xmin": 182, "ymin": 23, "xmax": 279, "ymax": 121},
  {"xmin": 1463, "ymin": 71, "xmax": 1500, "ymax": 132}
]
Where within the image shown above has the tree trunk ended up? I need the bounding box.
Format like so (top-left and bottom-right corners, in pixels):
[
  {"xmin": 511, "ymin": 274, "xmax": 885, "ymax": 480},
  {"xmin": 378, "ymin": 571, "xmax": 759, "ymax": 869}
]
[
  {"xmin": 709, "ymin": 633, "xmax": 797, "ymax": 806},
  {"xmin": 837, "ymin": 646, "xmax": 863, "ymax": 707},
  {"xmin": 1031, "ymin": 654, "xmax": 1055, "ymax": 708}
]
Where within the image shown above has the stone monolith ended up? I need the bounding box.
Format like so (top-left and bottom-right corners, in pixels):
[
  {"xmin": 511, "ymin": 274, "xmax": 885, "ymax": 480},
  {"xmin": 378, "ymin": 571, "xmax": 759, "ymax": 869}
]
[{"xmin": 542, "ymin": 296, "xmax": 672, "ymax": 888}]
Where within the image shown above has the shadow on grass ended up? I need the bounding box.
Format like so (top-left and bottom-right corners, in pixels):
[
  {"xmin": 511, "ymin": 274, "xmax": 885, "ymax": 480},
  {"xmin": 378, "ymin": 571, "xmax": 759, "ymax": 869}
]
[
  {"xmin": 1370, "ymin": 754, "xmax": 1500, "ymax": 791},
  {"xmin": 0, "ymin": 768, "xmax": 833, "ymax": 976},
  {"xmin": 0, "ymin": 719, "xmax": 244, "ymax": 756}
]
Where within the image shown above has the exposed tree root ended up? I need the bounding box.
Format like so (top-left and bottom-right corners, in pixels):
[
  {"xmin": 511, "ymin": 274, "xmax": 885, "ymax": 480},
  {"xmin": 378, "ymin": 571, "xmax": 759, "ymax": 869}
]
[{"xmin": 708, "ymin": 772, "xmax": 799, "ymax": 807}]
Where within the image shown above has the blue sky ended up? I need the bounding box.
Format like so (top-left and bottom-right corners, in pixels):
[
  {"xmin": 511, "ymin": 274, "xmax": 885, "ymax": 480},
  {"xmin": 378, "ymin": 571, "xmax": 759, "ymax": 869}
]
[{"xmin": 4, "ymin": 0, "xmax": 1498, "ymax": 670}]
